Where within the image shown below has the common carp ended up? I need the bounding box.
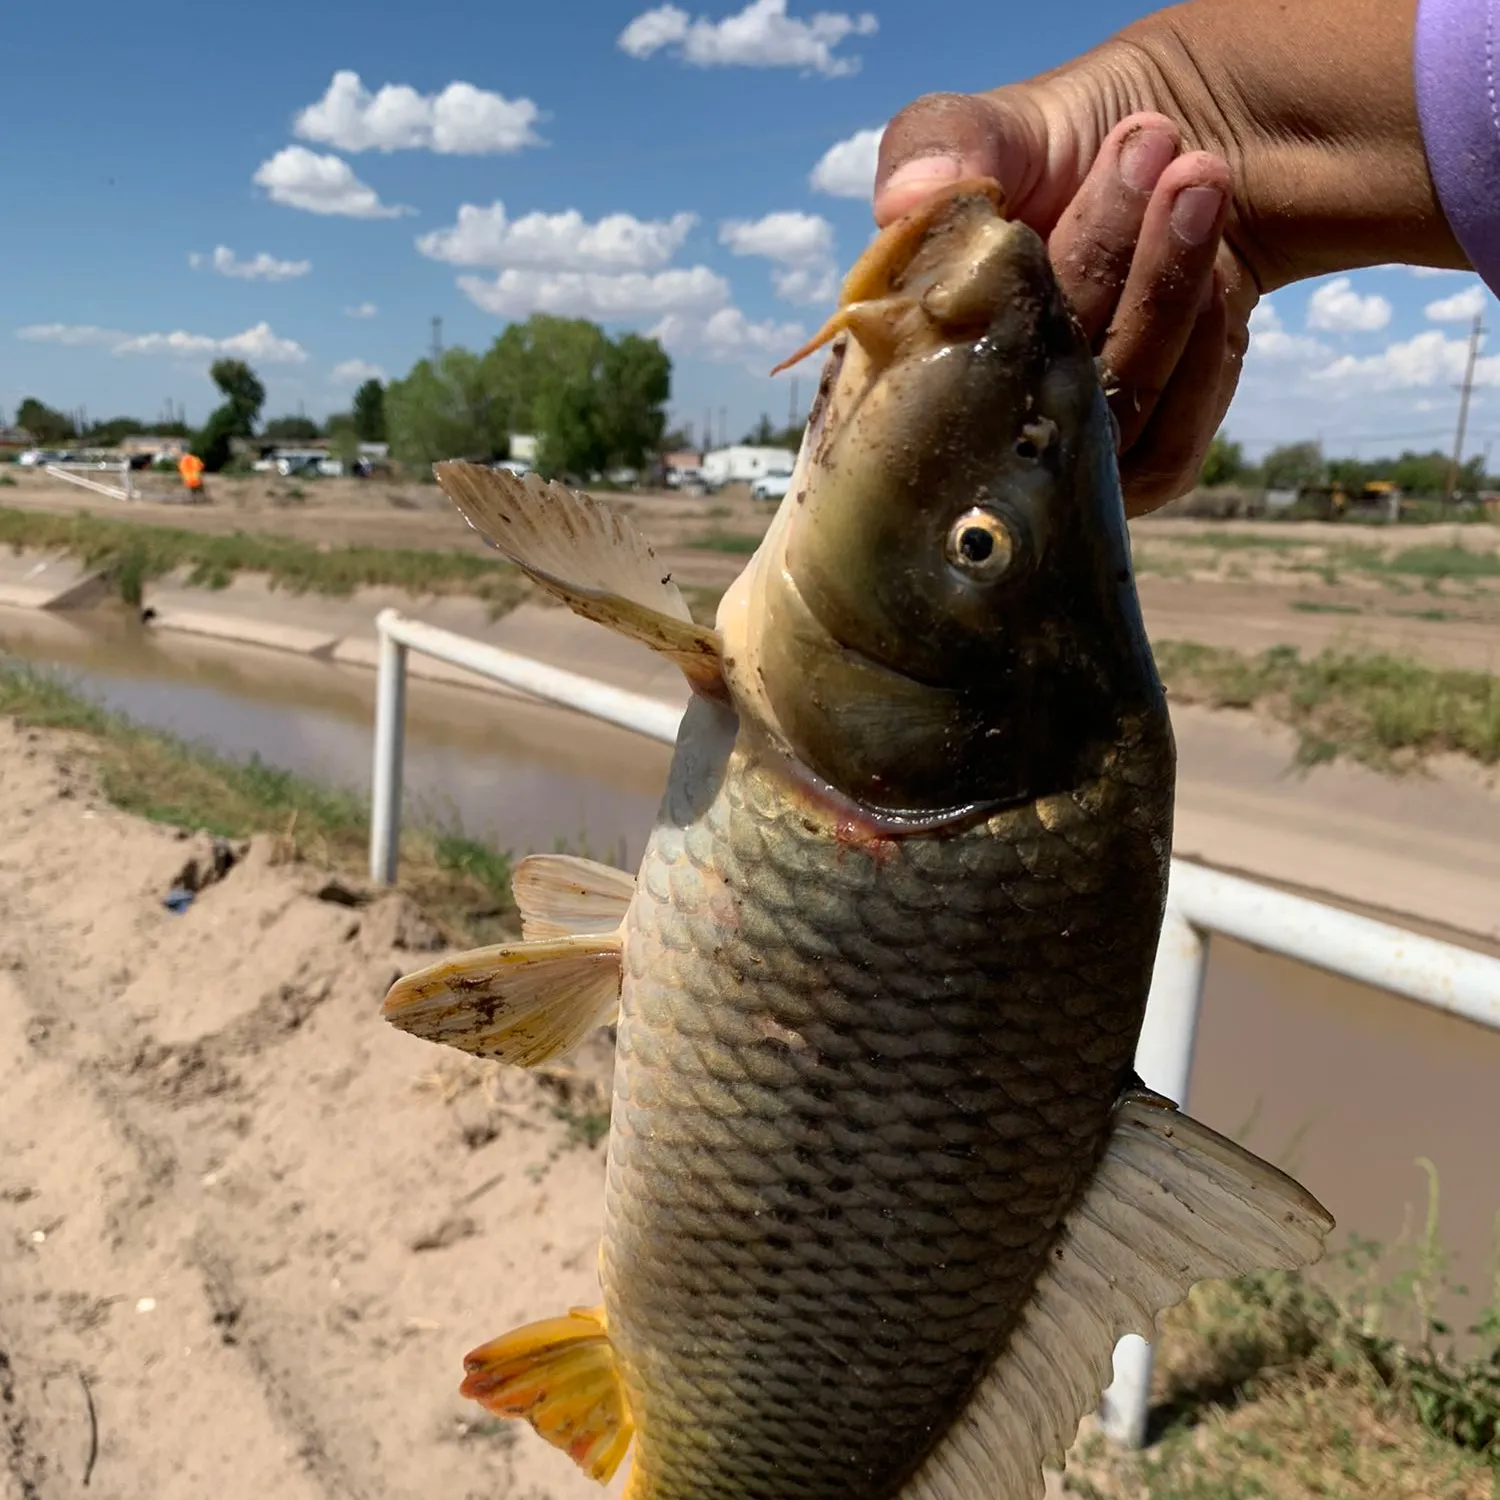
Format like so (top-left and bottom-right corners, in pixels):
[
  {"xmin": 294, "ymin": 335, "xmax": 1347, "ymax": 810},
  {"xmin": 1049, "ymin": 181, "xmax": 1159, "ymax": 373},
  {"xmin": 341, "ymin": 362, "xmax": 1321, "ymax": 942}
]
[{"xmin": 383, "ymin": 178, "xmax": 1334, "ymax": 1500}]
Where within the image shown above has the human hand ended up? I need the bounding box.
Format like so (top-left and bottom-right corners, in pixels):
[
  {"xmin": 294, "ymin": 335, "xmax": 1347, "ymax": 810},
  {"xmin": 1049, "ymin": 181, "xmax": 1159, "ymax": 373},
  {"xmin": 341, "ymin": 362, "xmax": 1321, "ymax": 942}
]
[{"xmin": 872, "ymin": 0, "xmax": 1465, "ymax": 515}]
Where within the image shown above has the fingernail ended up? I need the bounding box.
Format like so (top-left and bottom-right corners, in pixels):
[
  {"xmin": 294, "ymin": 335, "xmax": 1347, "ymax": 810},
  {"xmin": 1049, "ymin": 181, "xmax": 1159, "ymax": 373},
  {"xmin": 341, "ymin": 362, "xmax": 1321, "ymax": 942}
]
[
  {"xmin": 882, "ymin": 155, "xmax": 964, "ymax": 201},
  {"xmin": 1171, "ymin": 185, "xmax": 1225, "ymax": 246},
  {"xmin": 1119, "ymin": 128, "xmax": 1176, "ymax": 193}
]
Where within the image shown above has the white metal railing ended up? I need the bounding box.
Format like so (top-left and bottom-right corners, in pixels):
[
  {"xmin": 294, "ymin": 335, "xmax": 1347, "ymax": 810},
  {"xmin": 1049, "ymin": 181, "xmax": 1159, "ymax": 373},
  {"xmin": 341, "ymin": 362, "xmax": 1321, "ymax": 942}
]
[
  {"xmin": 44, "ymin": 461, "xmax": 136, "ymax": 501},
  {"xmin": 367, "ymin": 608, "xmax": 1500, "ymax": 1452}
]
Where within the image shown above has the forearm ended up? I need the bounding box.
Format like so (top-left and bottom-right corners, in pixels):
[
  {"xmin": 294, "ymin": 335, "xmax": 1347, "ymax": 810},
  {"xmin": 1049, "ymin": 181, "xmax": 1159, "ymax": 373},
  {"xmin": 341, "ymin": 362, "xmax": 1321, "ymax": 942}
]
[{"xmin": 1087, "ymin": 0, "xmax": 1469, "ymax": 289}]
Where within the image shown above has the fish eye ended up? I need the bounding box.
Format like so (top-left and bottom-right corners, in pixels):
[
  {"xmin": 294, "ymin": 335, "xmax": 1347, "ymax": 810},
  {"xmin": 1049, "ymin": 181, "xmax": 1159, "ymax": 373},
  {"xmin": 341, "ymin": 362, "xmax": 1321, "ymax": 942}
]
[{"xmin": 945, "ymin": 507, "xmax": 1015, "ymax": 581}]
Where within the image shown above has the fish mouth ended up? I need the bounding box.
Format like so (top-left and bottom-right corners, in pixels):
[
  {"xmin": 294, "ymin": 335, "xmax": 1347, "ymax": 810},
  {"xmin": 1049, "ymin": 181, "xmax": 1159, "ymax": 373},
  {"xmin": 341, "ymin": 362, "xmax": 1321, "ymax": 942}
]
[{"xmin": 770, "ymin": 177, "xmax": 1054, "ymax": 382}]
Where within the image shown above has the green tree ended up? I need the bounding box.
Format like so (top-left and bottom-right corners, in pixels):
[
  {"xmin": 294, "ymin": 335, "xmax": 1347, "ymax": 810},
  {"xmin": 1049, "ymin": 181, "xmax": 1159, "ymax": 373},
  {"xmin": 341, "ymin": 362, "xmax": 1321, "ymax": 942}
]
[
  {"xmin": 82, "ymin": 416, "xmax": 146, "ymax": 446},
  {"xmin": 1261, "ymin": 441, "xmax": 1324, "ymax": 491},
  {"xmin": 16, "ymin": 398, "xmax": 75, "ymax": 445},
  {"xmin": 262, "ymin": 415, "xmax": 323, "ymax": 442},
  {"xmin": 385, "ymin": 348, "xmax": 512, "ymax": 469},
  {"xmin": 743, "ymin": 414, "xmax": 777, "ymax": 445},
  {"xmin": 195, "ymin": 359, "xmax": 266, "ymax": 472},
  {"xmin": 352, "ymin": 379, "xmax": 386, "ymax": 443},
  {"xmin": 1198, "ymin": 432, "xmax": 1245, "ymax": 487},
  {"xmin": 597, "ymin": 333, "xmax": 669, "ymax": 470}
]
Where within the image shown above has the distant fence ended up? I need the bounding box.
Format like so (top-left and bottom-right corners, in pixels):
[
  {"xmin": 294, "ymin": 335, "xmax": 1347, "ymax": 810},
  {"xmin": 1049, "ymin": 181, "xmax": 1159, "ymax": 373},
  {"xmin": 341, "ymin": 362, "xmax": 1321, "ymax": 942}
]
[{"xmin": 367, "ymin": 607, "xmax": 1500, "ymax": 1453}]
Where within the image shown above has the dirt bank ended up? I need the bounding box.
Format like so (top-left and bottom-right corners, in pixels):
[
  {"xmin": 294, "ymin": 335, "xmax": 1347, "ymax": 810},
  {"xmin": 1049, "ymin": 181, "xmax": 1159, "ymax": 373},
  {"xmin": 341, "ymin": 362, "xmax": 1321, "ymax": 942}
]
[{"xmin": 0, "ymin": 720, "xmax": 610, "ymax": 1500}]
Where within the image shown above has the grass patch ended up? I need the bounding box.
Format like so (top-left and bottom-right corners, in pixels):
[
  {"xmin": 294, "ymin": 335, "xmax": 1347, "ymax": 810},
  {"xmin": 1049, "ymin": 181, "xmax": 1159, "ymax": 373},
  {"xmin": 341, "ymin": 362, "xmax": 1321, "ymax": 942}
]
[
  {"xmin": 686, "ymin": 529, "xmax": 762, "ymax": 555},
  {"xmin": 1155, "ymin": 641, "xmax": 1500, "ymax": 768},
  {"xmin": 0, "ymin": 660, "xmax": 517, "ymax": 943},
  {"xmin": 1290, "ymin": 600, "xmax": 1362, "ymax": 615},
  {"xmin": 0, "ymin": 505, "xmax": 532, "ymax": 615},
  {"xmin": 1066, "ymin": 1165, "xmax": 1500, "ymax": 1498},
  {"xmin": 1368, "ymin": 544, "xmax": 1500, "ymax": 582}
]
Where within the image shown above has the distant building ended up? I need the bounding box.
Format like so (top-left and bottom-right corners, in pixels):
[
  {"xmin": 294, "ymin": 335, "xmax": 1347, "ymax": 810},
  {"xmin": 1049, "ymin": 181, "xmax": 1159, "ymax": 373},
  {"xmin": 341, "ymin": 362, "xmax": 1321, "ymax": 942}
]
[
  {"xmin": 701, "ymin": 445, "xmax": 796, "ymax": 485},
  {"xmin": 118, "ymin": 433, "xmax": 189, "ymax": 459},
  {"xmin": 0, "ymin": 425, "xmax": 33, "ymax": 451},
  {"xmin": 509, "ymin": 433, "xmax": 539, "ymax": 465}
]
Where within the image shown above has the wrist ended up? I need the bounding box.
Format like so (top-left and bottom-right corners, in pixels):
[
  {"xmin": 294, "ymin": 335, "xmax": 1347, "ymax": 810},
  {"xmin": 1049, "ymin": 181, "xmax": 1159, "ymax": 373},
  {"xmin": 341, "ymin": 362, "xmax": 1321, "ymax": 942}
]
[{"xmin": 1092, "ymin": 0, "xmax": 1468, "ymax": 289}]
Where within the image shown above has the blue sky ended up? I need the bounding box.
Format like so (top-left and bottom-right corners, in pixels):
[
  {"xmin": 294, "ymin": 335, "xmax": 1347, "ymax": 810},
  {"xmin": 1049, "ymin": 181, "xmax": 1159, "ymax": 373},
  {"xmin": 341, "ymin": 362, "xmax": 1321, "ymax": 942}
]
[{"xmin": 3, "ymin": 0, "xmax": 1497, "ymax": 462}]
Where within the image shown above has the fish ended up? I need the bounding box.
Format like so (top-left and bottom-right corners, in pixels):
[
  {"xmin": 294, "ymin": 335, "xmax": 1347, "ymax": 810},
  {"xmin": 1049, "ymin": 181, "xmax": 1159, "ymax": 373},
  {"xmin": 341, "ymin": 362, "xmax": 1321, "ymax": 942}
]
[{"xmin": 382, "ymin": 178, "xmax": 1335, "ymax": 1500}]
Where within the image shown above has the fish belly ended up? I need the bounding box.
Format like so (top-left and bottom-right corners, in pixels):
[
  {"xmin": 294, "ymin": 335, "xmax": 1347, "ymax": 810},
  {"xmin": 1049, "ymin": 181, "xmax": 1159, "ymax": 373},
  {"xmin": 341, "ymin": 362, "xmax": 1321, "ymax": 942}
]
[{"xmin": 601, "ymin": 708, "xmax": 1172, "ymax": 1500}]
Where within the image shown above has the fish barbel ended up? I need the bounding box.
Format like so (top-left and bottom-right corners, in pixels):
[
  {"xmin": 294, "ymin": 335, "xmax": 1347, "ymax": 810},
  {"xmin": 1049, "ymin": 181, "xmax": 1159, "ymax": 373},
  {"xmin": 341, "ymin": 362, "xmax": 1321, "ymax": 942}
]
[{"xmin": 383, "ymin": 179, "xmax": 1334, "ymax": 1500}]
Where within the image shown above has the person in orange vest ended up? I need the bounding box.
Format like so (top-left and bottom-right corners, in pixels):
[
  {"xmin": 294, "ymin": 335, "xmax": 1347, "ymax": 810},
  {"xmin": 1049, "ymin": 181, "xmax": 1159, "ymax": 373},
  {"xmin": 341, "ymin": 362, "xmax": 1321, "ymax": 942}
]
[{"xmin": 178, "ymin": 451, "xmax": 205, "ymax": 498}]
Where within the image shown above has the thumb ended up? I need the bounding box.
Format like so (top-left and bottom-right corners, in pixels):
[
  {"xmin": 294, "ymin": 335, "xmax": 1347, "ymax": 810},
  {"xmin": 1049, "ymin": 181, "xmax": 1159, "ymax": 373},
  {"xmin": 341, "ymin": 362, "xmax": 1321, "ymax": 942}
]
[{"xmin": 873, "ymin": 89, "xmax": 1053, "ymax": 228}]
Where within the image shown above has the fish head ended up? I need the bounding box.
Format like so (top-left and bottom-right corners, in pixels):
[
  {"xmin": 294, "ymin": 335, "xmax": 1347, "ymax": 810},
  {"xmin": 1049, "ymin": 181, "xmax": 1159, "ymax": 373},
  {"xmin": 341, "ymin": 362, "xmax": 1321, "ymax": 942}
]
[{"xmin": 730, "ymin": 180, "xmax": 1165, "ymax": 816}]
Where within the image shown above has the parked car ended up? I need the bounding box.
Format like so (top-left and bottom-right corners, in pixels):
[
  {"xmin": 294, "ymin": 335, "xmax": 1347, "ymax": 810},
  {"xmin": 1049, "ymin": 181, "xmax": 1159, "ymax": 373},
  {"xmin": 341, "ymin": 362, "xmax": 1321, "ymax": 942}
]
[{"xmin": 751, "ymin": 472, "xmax": 794, "ymax": 502}]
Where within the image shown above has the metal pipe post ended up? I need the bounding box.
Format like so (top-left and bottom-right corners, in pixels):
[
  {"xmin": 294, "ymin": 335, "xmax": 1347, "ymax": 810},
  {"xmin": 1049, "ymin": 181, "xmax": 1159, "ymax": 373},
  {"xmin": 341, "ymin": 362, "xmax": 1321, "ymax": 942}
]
[
  {"xmin": 369, "ymin": 629, "xmax": 408, "ymax": 885},
  {"xmin": 1097, "ymin": 897, "xmax": 1210, "ymax": 1450}
]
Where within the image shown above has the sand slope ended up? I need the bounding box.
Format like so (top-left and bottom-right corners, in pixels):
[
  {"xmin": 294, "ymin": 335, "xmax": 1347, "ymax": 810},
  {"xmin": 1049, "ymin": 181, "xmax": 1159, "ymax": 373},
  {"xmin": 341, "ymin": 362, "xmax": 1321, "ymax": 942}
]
[{"xmin": 0, "ymin": 721, "xmax": 612, "ymax": 1500}]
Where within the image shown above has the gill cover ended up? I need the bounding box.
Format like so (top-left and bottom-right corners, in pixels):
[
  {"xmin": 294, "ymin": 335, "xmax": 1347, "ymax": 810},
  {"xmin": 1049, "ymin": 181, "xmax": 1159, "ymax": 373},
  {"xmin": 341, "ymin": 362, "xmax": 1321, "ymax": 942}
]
[{"xmin": 757, "ymin": 181, "xmax": 1162, "ymax": 815}]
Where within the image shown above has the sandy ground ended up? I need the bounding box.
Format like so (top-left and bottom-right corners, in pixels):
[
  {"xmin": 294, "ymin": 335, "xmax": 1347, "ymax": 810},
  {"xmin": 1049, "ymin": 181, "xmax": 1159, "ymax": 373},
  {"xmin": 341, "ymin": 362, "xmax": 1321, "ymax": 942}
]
[{"xmin": 0, "ymin": 720, "xmax": 615, "ymax": 1500}]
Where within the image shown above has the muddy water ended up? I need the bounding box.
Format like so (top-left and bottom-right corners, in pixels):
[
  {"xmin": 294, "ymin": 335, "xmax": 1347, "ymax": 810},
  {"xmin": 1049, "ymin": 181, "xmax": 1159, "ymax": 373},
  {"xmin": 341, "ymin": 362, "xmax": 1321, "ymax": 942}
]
[
  {"xmin": 0, "ymin": 606, "xmax": 671, "ymax": 866},
  {"xmin": 3, "ymin": 605, "xmax": 1497, "ymax": 1330}
]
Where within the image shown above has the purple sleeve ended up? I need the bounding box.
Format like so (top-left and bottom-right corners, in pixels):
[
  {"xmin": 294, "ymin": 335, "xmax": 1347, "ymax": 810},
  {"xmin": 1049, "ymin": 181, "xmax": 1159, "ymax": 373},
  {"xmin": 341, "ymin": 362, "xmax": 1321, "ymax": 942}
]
[{"xmin": 1414, "ymin": 0, "xmax": 1500, "ymax": 290}]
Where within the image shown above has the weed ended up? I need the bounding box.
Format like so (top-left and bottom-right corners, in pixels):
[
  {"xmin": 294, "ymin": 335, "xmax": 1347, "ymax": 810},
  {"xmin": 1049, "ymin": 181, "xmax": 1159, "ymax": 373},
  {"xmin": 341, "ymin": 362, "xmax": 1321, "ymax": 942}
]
[
  {"xmin": 0, "ymin": 504, "xmax": 532, "ymax": 614},
  {"xmin": 687, "ymin": 530, "xmax": 761, "ymax": 555},
  {"xmin": 1156, "ymin": 641, "xmax": 1500, "ymax": 768},
  {"xmin": 1290, "ymin": 601, "xmax": 1361, "ymax": 615},
  {"xmin": 0, "ymin": 661, "xmax": 516, "ymax": 943}
]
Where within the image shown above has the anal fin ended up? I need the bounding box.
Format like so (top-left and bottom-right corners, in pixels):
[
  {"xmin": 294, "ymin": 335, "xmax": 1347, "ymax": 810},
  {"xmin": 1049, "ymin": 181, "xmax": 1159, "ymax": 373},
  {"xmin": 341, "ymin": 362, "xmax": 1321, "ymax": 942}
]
[
  {"xmin": 902, "ymin": 1092, "xmax": 1336, "ymax": 1500},
  {"xmin": 382, "ymin": 932, "xmax": 621, "ymax": 1067},
  {"xmin": 462, "ymin": 1304, "xmax": 634, "ymax": 1483},
  {"xmin": 434, "ymin": 461, "xmax": 725, "ymax": 698},
  {"xmin": 513, "ymin": 853, "xmax": 636, "ymax": 941}
]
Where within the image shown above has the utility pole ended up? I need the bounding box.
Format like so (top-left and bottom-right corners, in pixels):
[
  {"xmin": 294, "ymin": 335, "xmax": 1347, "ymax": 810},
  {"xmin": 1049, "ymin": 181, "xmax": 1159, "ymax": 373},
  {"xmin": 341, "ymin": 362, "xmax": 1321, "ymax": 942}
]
[
  {"xmin": 718, "ymin": 407, "xmax": 727, "ymax": 449},
  {"xmin": 1445, "ymin": 311, "xmax": 1485, "ymax": 508},
  {"xmin": 430, "ymin": 316, "xmax": 444, "ymax": 365}
]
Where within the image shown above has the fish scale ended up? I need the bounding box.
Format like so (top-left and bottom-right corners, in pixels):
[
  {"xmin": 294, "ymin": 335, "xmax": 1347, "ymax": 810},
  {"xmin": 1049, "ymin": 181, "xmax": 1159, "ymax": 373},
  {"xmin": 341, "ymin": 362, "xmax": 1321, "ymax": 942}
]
[
  {"xmin": 384, "ymin": 180, "xmax": 1333, "ymax": 1500},
  {"xmin": 601, "ymin": 699, "xmax": 1173, "ymax": 1500}
]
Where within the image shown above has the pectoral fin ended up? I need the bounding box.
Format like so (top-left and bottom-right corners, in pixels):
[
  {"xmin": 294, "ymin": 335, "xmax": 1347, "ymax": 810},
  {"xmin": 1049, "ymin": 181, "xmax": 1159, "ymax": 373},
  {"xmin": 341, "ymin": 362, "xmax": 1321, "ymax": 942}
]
[
  {"xmin": 513, "ymin": 853, "xmax": 636, "ymax": 941},
  {"xmin": 434, "ymin": 461, "xmax": 725, "ymax": 698},
  {"xmin": 382, "ymin": 933, "xmax": 621, "ymax": 1066},
  {"xmin": 462, "ymin": 1304, "xmax": 634, "ymax": 1483},
  {"xmin": 901, "ymin": 1091, "xmax": 1335, "ymax": 1500}
]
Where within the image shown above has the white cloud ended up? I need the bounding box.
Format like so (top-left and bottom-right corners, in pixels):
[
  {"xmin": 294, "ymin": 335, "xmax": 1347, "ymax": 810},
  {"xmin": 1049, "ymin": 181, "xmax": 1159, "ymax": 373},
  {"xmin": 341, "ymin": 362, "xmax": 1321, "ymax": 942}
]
[
  {"xmin": 1311, "ymin": 329, "xmax": 1500, "ymax": 391},
  {"xmin": 719, "ymin": 210, "xmax": 832, "ymax": 263},
  {"xmin": 652, "ymin": 305, "xmax": 806, "ymax": 371},
  {"xmin": 253, "ymin": 146, "xmax": 412, "ymax": 219},
  {"xmin": 189, "ymin": 245, "xmax": 311, "ymax": 282},
  {"xmin": 294, "ymin": 70, "xmax": 543, "ymax": 155},
  {"xmin": 457, "ymin": 265, "xmax": 730, "ymax": 320},
  {"xmin": 19, "ymin": 321, "xmax": 307, "ymax": 364},
  {"xmin": 330, "ymin": 358, "xmax": 386, "ymax": 384},
  {"xmin": 418, "ymin": 203, "xmax": 697, "ymax": 272},
  {"xmin": 345, "ymin": 302, "xmax": 379, "ymax": 319},
  {"xmin": 619, "ymin": 0, "xmax": 878, "ymax": 77},
  {"xmin": 809, "ymin": 125, "xmax": 880, "ymax": 197},
  {"xmin": 1247, "ymin": 301, "xmax": 1281, "ymax": 332},
  {"xmin": 1251, "ymin": 328, "xmax": 1333, "ymax": 363},
  {"xmin": 16, "ymin": 324, "xmax": 124, "ymax": 347},
  {"xmin": 1424, "ymin": 282, "xmax": 1487, "ymax": 321},
  {"xmin": 719, "ymin": 211, "xmax": 837, "ymax": 305},
  {"xmin": 1305, "ymin": 276, "xmax": 1392, "ymax": 333},
  {"xmin": 1411, "ymin": 265, "xmax": 1468, "ymax": 278}
]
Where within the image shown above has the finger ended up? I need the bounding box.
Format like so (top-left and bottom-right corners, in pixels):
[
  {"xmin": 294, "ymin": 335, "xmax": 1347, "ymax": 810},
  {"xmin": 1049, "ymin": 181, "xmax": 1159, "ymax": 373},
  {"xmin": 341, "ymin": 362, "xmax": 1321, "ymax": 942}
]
[
  {"xmin": 1120, "ymin": 275, "xmax": 1234, "ymax": 516},
  {"xmin": 1047, "ymin": 113, "xmax": 1181, "ymax": 343},
  {"xmin": 874, "ymin": 91, "xmax": 1047, "ymax": 227},
  {"xmin": 1099, "ymin": 152, "xmax": 1231, "ymax": 453}
]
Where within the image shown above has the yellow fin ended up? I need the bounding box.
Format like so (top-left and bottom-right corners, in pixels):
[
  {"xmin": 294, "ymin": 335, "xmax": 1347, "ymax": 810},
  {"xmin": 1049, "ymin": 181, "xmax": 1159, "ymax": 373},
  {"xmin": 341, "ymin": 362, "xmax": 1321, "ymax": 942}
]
[
  {"xmin": 382, "ymin": 933, "xmax": 621, "ymax": 1066},
  {"xmin": 513, "ymin": 854, "xmax": 636, "ymax": 941},
  {"xmin": 434, "ymin": 461, "xmax": 725, "ymax": 698},
  {"xmin": 900, "ymin": 1091, "xmax": 1335, "ymax": 1500},
  {"xmin": 462, "ymin": 1305, "xmax": 634, "ymax": 1483}
]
